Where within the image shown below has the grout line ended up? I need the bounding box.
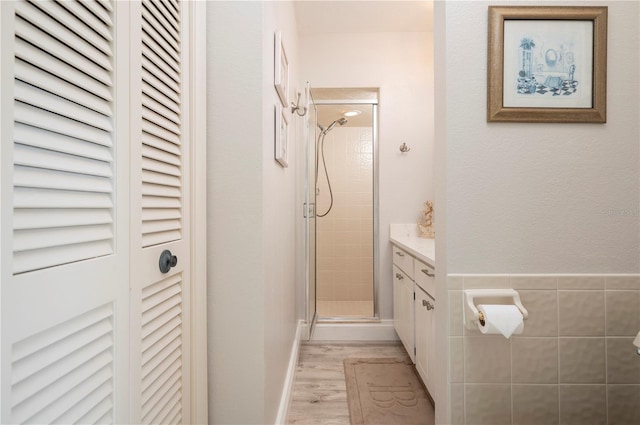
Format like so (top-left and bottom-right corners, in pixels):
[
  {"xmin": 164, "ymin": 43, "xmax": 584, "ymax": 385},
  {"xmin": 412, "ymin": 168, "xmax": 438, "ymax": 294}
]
[
  {"xmin": 510, "ymin": 329, "xmax": 514, "ymax": 425},
  {"xmin": 604, "ymin": 287, "xmax": 609, "ymax": 425},
  {"xmin": 557, "ymin": 284, "xmax": 561, "ymax": 425},
  {"xmin": 462, "ymin": 328, "xmax": 466, "ymax": 425}
]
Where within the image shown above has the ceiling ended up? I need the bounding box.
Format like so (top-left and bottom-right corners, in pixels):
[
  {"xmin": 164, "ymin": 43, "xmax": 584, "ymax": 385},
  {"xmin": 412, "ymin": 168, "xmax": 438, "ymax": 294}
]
[
  {"xmin": 296, "ymin": 1, "xmax": 432, "ymax": 127},
  {"xmin": 294, "ymin": 1, "xmax": 433, "ymax": 34}
]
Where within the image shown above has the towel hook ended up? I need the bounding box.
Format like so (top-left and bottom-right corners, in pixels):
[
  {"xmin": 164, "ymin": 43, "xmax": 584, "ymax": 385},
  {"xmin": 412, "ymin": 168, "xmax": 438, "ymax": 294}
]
[
  {"xmin": 399, "ymin": 142, "xmax": 411, "ymax": 153},
  {"xmin": 291, "ymin": 92, "xmax": 307, "ymax": 116}
]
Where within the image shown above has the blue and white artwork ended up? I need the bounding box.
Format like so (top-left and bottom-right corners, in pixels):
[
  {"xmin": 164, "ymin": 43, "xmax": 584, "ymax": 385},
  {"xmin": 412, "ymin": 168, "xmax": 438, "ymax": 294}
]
[{"xmin": 503, "ymin": 20, "xmax": 593, "ymax": 109}]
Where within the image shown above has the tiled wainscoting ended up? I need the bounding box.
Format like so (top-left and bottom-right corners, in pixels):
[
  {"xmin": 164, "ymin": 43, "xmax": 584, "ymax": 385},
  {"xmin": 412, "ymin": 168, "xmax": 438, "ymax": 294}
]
[{"xmin": 448, "ymin": 275, "xmax": 640, "ymax": 425}]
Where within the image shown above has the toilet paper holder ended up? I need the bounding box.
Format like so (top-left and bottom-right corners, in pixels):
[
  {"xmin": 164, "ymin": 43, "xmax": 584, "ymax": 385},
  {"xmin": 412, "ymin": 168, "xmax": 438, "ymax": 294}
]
[{"xmin": 463, "ymin": 289, "xmax": 528, "ymax": 330}]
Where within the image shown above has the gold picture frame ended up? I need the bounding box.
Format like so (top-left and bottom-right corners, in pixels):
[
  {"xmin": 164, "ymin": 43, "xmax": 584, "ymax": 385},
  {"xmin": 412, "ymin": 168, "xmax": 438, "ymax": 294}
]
[{"xmin": 487, "ymin": 6, "xmax": 607, "ymax": 123}]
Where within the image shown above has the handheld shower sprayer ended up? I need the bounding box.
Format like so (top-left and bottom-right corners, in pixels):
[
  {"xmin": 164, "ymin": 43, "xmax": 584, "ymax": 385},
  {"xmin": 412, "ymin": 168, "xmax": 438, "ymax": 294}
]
[
  {"xmin": 318, "ymin": 117, "xmax": 348, "ymax": 135},
  {"xmin": 315, "ymin": 117, "xmax": 348, "ymax": 217}
]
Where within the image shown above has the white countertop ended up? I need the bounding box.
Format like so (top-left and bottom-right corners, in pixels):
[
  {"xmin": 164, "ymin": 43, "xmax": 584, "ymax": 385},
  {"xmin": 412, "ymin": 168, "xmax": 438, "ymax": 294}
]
[{"xmin": 389, "ymin": 224, "xmax": 435, "ymax": 268}]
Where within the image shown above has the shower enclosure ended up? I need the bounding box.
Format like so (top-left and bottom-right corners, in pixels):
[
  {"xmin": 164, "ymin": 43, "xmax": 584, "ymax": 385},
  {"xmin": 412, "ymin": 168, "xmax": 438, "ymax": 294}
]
[{"xmin": 304, "ymin": 87, "xmax": 379, "ymax": 327}]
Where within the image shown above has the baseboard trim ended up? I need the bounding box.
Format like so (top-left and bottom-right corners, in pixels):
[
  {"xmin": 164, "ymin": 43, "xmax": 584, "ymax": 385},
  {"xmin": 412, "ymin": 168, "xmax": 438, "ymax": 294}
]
[
  {"xmin": 311, "ymin": 319, "xmax": 399, "ymax": 341},
  {"xmin": 300, "ymin": 320, "xmax": 310, "ymax": 340},
  {"xmin": 275, "ymin": 320, "xmax": 302, "ymax": 425}
]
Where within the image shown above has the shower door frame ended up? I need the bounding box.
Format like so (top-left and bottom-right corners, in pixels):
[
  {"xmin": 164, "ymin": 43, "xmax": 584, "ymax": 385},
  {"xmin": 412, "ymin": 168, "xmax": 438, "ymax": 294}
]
[
  {"xmin": 304, "ymin": 84, "xmax": 318, "ymax": 339},
  {"xmin": 312, "ymin": 96, "xmax": 380, "ymax": 322}
]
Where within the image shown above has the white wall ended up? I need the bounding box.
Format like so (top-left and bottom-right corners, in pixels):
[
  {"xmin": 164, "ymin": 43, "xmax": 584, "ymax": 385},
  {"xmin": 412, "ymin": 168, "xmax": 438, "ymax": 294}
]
[
  {"xmin": 444, "ymin": 1, "xmax": 639, "ymax": 274},
  {"xmin": 207, "ymin": 2, "xmax": 299, "ymax": 424},
  {"xmin": 262, "ymin": 2, "xmax": 300, "ymax": 423},
  {"xmin": 300, "ymin": 30, "xmax": 434, "ymax": 319},
  {"xmin": 435, "ymin": 2, "xmax": 639, "ymax": 423}
]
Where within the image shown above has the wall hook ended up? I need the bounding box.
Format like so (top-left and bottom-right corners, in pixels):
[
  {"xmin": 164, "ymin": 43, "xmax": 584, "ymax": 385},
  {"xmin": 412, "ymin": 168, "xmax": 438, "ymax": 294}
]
[
  {"xmin": 399, "ymin": 142, "xmax": 411, "ymax": 153},
  {"xmin": 291, "ymin": 92, "xmax": 307, "ymax": 116}
]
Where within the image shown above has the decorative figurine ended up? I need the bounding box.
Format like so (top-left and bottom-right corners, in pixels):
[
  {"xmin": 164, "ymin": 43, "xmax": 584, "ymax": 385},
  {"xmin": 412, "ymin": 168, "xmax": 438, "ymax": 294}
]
[{"xmin": 418, "ymin": 201, "xmax": 435, "ymax": 239}]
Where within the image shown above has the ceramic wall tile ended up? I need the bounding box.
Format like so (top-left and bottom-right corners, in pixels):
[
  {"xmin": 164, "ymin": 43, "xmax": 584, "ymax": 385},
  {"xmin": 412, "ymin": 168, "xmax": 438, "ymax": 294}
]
[
  {"xmin": 450, "ymin": 337, "xmax": 464, "ymax": 383},
  {"xmin": 448, "ymin": 275, "xmax": 464, "ymax": 290},
  {"xmin": 463, "ymin": 275, "xmax": 510, "ymax": 290},
  {"xmin": 517, "ymin": 290, "xmax": 558, "ymax": 337},
  {"xmin": 510, "ymin": 276, "xmax": 557, "ymax": 290},
  {"xmin": 607, "ymin": 385, "xmax": 640, "ymax": 425},
  {"xmin": 450, "ymin": 384, "xmax": 465, "ymax": 425},
  {"xmin": 607, "ymin": 337, "xmax": 640, "ymax": 384},
  {"xmin": 558, "ymin": 291, "xmax": 605, "ymax": 336},
  {"xmin": 559, "ymin": 338, "xmax": 606, "ymax": 384},
  {"xmin": 511, "ymin": 338, "xmax": 558, "ymax": 384},
  {"xmin": 450, "ymin": 290, "xmax": 463, "ymax": 336},
  {"xmin": 448, "ymin": 273, "xmax": 639, "ymax": 424},
  {"xmin": 606, "ymin": 291, "xmax": 640, "ymax": 336},
  {"xmin": 605, "ymin": 275, "xmax": 640, "ymax": 290},
  {"xmin": 557, "ymin": 276, "xmax": 604, "ymax": 290},
  {"xmin": 512, "ymin": 385, "xmax": 559, "ymax": 425},
  {"xmin": 464, "ymin": 337, "xmax": 511, "ymax": 383},
  {"xmin": 559, "ymin": 385, "xmax": 607, "ymax": 425},
  {"xmin": 464, "ymin": 384, "xmax": 511, "ymax": 425}
]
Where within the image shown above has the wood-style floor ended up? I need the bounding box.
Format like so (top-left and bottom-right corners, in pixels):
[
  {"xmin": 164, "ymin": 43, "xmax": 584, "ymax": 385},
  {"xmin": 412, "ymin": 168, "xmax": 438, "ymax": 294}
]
[{"xmin": 286, "ymin": 342, "xmax": 411, "ymax": 425}]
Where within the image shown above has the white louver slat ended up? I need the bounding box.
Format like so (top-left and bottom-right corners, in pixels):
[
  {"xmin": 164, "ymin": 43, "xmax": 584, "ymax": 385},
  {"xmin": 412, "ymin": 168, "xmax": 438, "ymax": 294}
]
[
  {"xmin": 10, "ymin": 303, "xmax": 115, "ymax": 424},
  {"xmin": 26, "ymin": 1, "xmax": 112, "ymax": 55},
  {"xmin": 140, "ymin": 274, "xmax": 183, "ymax": 425},
  {"xmin": 141, "ymin": 0, "xmax": 182, "ymax": 248},
  {"xmin": 12, "ymin": 0, "xmax": 115, "ymax": 274}
]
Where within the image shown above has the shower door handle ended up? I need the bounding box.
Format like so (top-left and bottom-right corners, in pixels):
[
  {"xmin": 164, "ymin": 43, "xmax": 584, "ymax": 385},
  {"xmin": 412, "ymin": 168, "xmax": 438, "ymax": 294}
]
[{"xmin": 303, "ymin": 203, "xmax": 316, "ymax": 218}]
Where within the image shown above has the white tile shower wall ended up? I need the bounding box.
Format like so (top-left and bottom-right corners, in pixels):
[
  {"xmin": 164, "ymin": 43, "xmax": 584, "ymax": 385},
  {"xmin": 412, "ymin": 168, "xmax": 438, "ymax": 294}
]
[
  {"xmin": 316, "ymin": 127, "xmax": 374, "ymax": 308},
  {"xmin": 448, "ymin": 275, "xmax": 640, "ymax": 425}
]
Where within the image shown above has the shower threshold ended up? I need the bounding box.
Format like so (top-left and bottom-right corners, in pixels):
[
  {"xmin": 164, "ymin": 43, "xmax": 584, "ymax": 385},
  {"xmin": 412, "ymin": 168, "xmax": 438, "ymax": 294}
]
[{"xmin": 316, "ymin": 300, "xmax": 374, "ymax": 318}]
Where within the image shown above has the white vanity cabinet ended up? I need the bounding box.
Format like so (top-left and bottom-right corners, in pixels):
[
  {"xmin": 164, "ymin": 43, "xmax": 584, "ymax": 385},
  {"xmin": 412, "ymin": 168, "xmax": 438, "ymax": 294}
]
[{"xmin": 391, "ymin": 242, "xmax": 436, "ymax": 398}]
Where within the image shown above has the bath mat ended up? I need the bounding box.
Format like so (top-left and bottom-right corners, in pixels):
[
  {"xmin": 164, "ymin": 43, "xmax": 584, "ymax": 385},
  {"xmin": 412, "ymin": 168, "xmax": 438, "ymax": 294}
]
[{"xmin": 344, "ymin": 357, "xmax": 434, "ymax": 425}]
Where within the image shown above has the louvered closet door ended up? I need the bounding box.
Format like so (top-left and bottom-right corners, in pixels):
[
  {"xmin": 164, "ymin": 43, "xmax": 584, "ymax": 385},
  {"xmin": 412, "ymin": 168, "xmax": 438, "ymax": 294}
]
[
  {"xmin": 0, "ymin": 1, "xmax": 130, "ymax": 423},
  {"xmin": 129, "ymin": 1, "xmax": 191, "ymax": 424}
]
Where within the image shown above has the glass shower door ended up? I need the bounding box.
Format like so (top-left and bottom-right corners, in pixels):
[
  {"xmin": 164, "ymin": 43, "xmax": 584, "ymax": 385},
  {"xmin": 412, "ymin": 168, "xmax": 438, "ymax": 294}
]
[{"xmin": 304, "ymin": 83, "xmax": 318, "ymax": 338}]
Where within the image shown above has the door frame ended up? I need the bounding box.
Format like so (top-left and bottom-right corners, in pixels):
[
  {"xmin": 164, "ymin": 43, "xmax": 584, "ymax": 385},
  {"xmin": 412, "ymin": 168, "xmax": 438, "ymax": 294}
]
[
  {"xmin": 310, "ymin": 95, "xmax": 380, "ymax": 321},
  {"xmin": 188, "ymin": 1, "xmax": 208, "ymax": 423}
]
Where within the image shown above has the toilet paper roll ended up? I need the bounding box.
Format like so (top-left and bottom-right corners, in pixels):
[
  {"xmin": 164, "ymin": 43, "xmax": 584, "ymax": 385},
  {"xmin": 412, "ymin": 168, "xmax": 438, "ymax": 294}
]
[{"xmin": 477, "ymin": 304, "xmax": 524, "ymax": 339}]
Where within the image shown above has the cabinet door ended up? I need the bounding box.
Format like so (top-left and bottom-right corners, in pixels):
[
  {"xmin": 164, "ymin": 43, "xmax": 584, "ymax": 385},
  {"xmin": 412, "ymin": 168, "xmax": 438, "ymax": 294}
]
[
  {"xmin": 393, "ymin": 265, "xmax": 414, "ymax": 361},
  {"xmin": 415, "ymin": 287, "xmax": 435, "ymax": 394},
  {"xmin": 393, "ymin": 266, "xmax": 402, "ymax": 339},
  {"xmin": 427, "ymin": 296, "xmax": 437, "ymax": 400}
]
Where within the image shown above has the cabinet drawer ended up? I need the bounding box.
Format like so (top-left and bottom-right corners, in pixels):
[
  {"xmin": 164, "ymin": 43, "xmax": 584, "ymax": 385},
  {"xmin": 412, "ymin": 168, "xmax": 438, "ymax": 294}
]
[
  {"xmin": 414, "ymin": 259, "xmax": 435, "ymax": 297},
  {"xmin": 392, "ymin": 245, "xmax": 414, "ymax": 280}
]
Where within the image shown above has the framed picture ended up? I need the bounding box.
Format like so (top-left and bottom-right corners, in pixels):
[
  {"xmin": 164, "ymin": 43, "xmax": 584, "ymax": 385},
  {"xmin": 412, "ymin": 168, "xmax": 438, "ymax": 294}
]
[
  {"xmin": 274, "ymin": 31, "xmax": 289, "ymax": 107},
  {"xmin": 275, "ymin": 104, "xmax": 288, "ymax": 167},
  {"xmin": 487, "ymin": 6, "xmax": 607, "ymax": 123}
]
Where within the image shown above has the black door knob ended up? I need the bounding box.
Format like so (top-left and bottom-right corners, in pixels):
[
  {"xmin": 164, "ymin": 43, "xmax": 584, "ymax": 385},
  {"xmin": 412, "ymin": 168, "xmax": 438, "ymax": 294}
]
[{"xmin": 159, "ymin": 249, "xmax": 178, "ymax": 273}]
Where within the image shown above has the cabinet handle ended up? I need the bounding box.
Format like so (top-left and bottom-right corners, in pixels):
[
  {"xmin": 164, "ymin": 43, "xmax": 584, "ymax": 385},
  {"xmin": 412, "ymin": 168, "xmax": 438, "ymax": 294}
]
[
  {"xmin": 421, "ymin": 268, "xmax": 434, "ymax": 277},
  {"xmin": 422, "ymin": 299, "xmax": 434, "ymax": 310},
  {"xmin": 395, "ymin": 251, "xmax": 405, "ymax": 257},
  {"xmin": 395, "ymin": 273, "xmax": 404, "ymax": 280}
]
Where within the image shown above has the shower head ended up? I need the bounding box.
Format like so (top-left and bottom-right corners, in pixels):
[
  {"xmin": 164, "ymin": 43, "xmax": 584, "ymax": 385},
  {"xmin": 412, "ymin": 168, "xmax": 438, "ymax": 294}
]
[{"xmin": 320, "ymin": 117, "xmax": 348, "ymax": 135}]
